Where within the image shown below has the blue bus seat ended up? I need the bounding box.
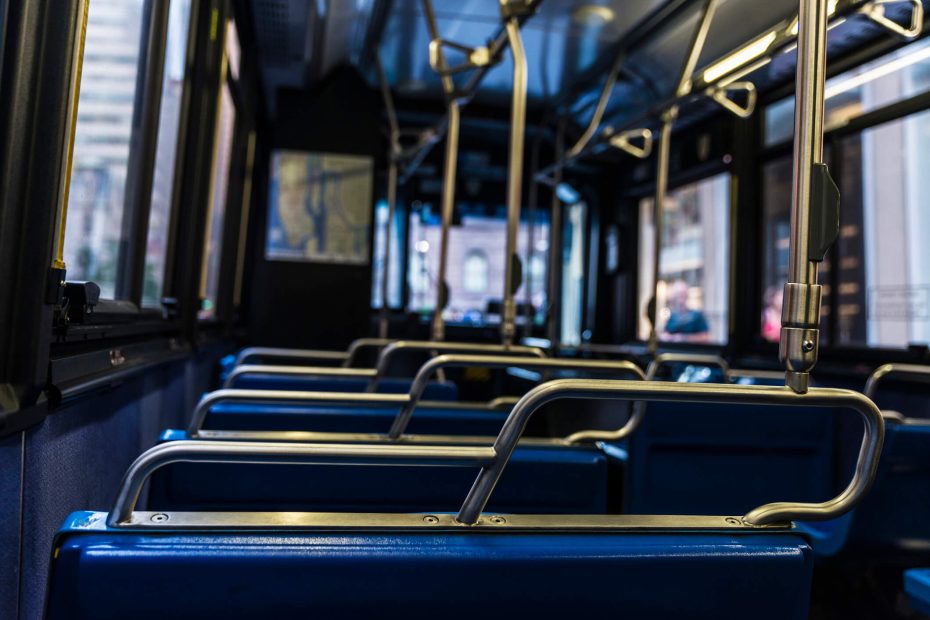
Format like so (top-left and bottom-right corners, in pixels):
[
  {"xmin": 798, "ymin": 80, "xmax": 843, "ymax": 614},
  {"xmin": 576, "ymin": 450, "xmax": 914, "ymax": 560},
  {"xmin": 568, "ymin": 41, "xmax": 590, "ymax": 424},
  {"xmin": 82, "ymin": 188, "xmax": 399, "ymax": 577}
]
[
  {"xmin": 201, "ymin": 401, "xmax": 510, "ymax": 436},
  {"xmin": 147, "ymin": 437, "xmax": 615, "ymax": 515},
  {"xmin": 227, "ymin": 373, "xmax": 459, "ymax": 401},
  {"xmin": 626, "ymin": 402, "xmax": 837, "ymax": 516},
  {"xmin": 47, "ymin": 513, "xmax": 814, "ymax": 619},
  {"xmin": 843, "ymin": 422, "xmax": 930, "ymax": 559},
  {"xmin": 905, "ymin": 568, "xmax": 930, "ymax": 617}
]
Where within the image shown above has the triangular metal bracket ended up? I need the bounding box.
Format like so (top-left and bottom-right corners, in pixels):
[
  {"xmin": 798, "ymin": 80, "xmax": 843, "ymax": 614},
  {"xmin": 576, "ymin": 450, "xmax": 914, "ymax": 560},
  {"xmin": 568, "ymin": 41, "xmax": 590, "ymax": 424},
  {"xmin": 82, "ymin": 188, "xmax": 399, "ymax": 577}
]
[
  {"xmin": 429, "ymin": 39, "xmax": 495, "ymax": 77},
  {"xmin": 705, "ymin": 81, "xmax": 758, "ymax": 119},
  {"xmin": 607, "ymin": 127, "xmax": 654, "ymax": 159},
  {"xmin": 859, "ymin": 0, "xmax": 924, "ymax": 39}
]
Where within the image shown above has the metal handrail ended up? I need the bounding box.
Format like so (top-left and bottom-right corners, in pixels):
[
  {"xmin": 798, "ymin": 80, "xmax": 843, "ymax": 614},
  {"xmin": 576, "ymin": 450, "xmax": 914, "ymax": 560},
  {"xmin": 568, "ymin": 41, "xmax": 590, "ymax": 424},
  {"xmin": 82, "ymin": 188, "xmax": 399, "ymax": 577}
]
[
  {"xmin": 859, "ymin": 0, "xmax": 923, "ymax": 38},
  {"xmin": 864, "ymin": 363, "xmax": 930, "ymax": 399},
  {"xmin": 188, "ymin": 389, "xmax": 409, "ymax": 436},
  {"xmin": 224, "ymin": 365, "xmax": 375, "ymax": 388},
  {"xmin": 457, "ymin": 379, "xmax": 884, "ymax": 526},
  {"xmin": 645, "ymin": 353, "xmax": 731, "ymax": 381},
  {"xmin": 107, "ymin": 440, "xmax": 496, "ymax": 527},
  {"xmin": 344, "ymin": 338, "xmax": 395, "ymax": 368},
  {"xmin": 233, "ymin": 347, "xmax": 350, "ymax": 368},
  {"xmin": 369, "ymin": 341, "xmax": 546, "ymax": 391},
  {"xmin": 388, "ymin": 354, "xmax": 646, "ymax": 438}
]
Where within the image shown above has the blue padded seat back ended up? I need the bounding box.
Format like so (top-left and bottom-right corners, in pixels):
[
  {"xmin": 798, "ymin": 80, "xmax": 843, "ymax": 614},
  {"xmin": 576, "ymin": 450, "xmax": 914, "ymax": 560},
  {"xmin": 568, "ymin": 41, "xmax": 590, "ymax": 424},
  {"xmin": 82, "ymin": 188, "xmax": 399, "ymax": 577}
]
[
  {"xmin": 227, "ymin": 374, "xmax": 459, "ymax": 401},
  {"xmin": 47, "ymin": 521, "xmax": 813, "ymax": 620},
  {"xmin": 203, "ymin": 402, "xmax": 509, "ymax": 436},
  {"xmin": 147, "ymin": 439, "xmax": 614, "ymax": 515},
  {"xmin": 844, "ymin": 423, "xmax": 930, "ymax": 558},
  {"xmin": 905, "ymin": 568, "xmax": 930, "ymax": 616},
  {"xmin": 626, "ymin": 402, "xmax": 836, "ymax": 515}
]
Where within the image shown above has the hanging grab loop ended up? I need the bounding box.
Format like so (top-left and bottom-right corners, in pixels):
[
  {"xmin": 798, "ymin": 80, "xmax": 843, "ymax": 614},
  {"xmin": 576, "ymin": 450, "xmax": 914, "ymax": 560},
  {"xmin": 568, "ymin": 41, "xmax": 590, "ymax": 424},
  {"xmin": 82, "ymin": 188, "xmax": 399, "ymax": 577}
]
[
  {"xmin": 607, "ymin": 127, "xmax": 654, "ymax": 159},
  {"xmin": 705, "ymin": 81, "xmax": 758, "ymax": 119},
  {"xmin": 859, "ymin": 0, "xmax": 924, "ymax": 39}
]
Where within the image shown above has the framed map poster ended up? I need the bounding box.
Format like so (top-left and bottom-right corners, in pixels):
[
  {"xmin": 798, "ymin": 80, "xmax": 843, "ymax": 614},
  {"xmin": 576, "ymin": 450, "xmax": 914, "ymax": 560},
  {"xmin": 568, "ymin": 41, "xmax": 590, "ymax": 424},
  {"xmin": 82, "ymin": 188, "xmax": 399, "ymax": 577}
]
[{"xmin": 265, "ymin": 150, "xmax": 373, "ymax": 264}]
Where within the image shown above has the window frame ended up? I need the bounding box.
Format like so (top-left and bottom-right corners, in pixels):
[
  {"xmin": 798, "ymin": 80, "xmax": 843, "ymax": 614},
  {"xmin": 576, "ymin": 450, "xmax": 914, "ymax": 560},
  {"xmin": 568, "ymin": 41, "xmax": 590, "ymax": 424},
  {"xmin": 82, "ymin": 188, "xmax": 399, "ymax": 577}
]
[{"xmin": 753, "ymin": 32, "xmax": 930, "ymax": 361}]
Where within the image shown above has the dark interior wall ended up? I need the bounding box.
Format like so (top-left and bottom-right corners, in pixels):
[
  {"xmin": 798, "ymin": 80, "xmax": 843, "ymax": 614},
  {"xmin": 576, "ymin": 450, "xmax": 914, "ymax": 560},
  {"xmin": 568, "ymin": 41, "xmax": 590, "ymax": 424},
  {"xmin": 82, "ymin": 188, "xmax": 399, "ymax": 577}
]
[
  {"xmin": 247, "ymin": 68, "xmax": 381, "ymax": 349},
  {"xmin": 0, "ymin": 346, "xmax": 225, "ymax": 620}
]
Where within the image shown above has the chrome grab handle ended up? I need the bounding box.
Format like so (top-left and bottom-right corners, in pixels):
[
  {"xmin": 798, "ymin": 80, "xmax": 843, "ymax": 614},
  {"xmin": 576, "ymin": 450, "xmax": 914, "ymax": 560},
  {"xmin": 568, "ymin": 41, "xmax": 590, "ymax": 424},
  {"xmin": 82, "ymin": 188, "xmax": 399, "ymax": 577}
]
[
  {"xmin": 859, "ymin": 0, "xmax": 923, "ymax": 39},
  {"xmin": 705, "ymin": 81, "xmax": 757, "ymax": 119},
  {"xmin": 607, "ymin": 127, "xmax": 654, "ymax": 159},
  {"xmin": 428, "ymin": 38, "xmax": 493, "ymax": 77},
  {"xmin": 233, "ymin": 347, "xmax": 350, "ymax": 368},
  {"xmin": 188, "ymin": 389, "xmax": 409, "ymax": 436},
  {"xmin": 646, "ymin": 353, "xmax": 731, "ymax": 381},
  {"xmin": 389, "ymin": 355, "xmax": 646, "ymax": 439},
  {"xmin": 864, "ymin": 363, "xmax": 930, "ymax": 399},
  {"xmin": 223, "ymin": 365, "xmax": 376, "ymax": 388},
  {"xmin": 107, "ymin": 440, "xmax": 496, "ymax": 527},
  {"xmin": 457, "ymin": 379, "xmax": 884, "ymax": 526},
  {"xmin": 369, "ymin": 341, "xmax": 546, "ymax": 391}
]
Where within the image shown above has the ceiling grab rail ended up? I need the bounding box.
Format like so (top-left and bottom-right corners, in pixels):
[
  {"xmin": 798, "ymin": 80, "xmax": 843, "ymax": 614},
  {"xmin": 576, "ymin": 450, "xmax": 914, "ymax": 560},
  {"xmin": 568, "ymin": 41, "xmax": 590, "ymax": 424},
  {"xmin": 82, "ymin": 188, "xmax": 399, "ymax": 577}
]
[
  {"xmin": 500, "ymin": 1, "xmax": 534, "ymax": 346},
  {"xmin": 647, "ymin": 0, "xmax": 721, "ymax": 355},
  {"xmin": 456, "ymin": 378, "xmax": 884, "ymax": 526},
  {"xmin": 780, "ymin": 0, "xmax": 840, "ymax": 393},
  {"xmin": 375, "ymin": 52, "xmax": 402, "ymax": 340},
  {"xmin": 536, "ymin": 0, "xmax": 930, "ymax": 184},
  {"xmin": 396, "ymin": 0, "xmax": 544, "ymax": 184},
  {"xmin": 859, "ymin": 0, "xmax": 924, "ymax": 38},
  {"xmin": 388, "ymin": 354, "xmax": 646, "ymax": 438}
]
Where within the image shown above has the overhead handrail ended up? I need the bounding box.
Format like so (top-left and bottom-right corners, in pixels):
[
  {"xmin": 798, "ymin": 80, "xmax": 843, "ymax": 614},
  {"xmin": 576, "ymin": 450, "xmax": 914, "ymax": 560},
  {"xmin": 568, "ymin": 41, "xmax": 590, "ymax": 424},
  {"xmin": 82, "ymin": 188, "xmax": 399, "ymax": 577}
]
[
  {"xmin": 859, "ymin": 0, "xmax": 924, "ymax": 38},
  {"xmin": 500, "ymin": 2, "xmax": 533, "ymax": 346},
  {"xmin": 396, "ymin": 0, "xmax": 544, "ymax": 183},
  {"xmin": 645, "ymin": 352, "xmax": 731, "ymax": 381},
  {"xmin": 457, "ymin": 378, "xmax": 884, "ymax": 526},
  {"xmin": 107, "ymin": 440, "xmax": 496, "ymax": 527},
  {"xmin": 534, "ymin": 0, "xmax": 919, "ymax": 184},
  {"xmin": 705, "ymin": 81, "xmax": 758, "ymax": 119},
  {"xmin": 368, "ymin": 340, "xmax": 546, "ymax": 391},
  {"xmin": 428, "ymin": 39, "xmax": 494, "ymax": 77},
  {"xmin": 607, "ymin": 127, "xmax": 654, "ymax": 159},
  {"xmin": 567, "ymin": 52, "xmax": 626, "ymax": 158},
  {"xmin": 223, "ymin": 365, "xmax": 376, "ymax": 389},
  {"xmin": 388, "ymin": 354, "xmax": 646, "ymax": 438}
]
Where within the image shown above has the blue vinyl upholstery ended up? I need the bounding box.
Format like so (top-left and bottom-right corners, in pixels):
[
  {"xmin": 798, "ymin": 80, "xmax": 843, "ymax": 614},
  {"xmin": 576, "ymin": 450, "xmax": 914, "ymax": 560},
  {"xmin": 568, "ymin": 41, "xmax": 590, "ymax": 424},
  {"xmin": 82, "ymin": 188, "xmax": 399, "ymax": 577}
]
[
  {"xmin": 905, "ymin": 568, "xmax": 930, "ymax": 616},
  {"xmin": 626, "ymin": 402, "xmax": 836, "ymax": 516},
  {"xmin": 148, "ymin": 435, "xmax": 615, "ymax": 515},
  {"xmin": 202, "ymin": 402, "xmax": 509, "ymax": 436},
  {"xmin": 47, "ymin": 513, "xmax": 814, "ymax": 620},
  {"xmin": 227, "ymin": 374, "xmax": 459, "ymax": 401}
]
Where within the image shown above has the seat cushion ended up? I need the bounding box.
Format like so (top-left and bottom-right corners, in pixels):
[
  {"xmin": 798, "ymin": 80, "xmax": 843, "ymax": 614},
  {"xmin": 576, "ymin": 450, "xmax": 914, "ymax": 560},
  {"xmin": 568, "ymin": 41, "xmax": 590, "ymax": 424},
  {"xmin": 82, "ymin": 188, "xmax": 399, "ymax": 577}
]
[{"xmin": 47, "ymin": 519, "xmax": 813, "ymax": 620}]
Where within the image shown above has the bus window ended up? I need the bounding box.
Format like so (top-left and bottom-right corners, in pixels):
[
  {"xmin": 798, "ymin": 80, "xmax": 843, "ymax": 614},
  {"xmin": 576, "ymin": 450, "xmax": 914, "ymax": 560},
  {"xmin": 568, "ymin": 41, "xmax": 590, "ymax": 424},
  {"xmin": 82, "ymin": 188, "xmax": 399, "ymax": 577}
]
[
  {"xmin": 62, "ymin": 0, "xmax": 146, "ymax": 299},
  {"xmin": 561, "ymin": 201, "xmax": 587, "ymax": 346},
  {"xmin": 142, "ymin": 0, "xmax": 192, "ymax": 307},
  {"xmin": 371, "ymin": 199, "xmax": 405, "ymax": 309},
  {"xmin": 407, "ymin": 203, "xmax": 550, "ymax": 328},
  {"xmin": 638, "ymin": 173, "xmax": 731, "ymax": 344},
  {"xmin": 835, "ymin": 109, "xmax": 930, "ymax": 348}
]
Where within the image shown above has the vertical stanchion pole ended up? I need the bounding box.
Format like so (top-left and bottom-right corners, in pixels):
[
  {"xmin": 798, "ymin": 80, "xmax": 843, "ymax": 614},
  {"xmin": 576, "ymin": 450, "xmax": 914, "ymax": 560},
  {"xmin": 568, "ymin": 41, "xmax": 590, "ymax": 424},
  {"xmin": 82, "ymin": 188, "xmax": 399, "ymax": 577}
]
[
  {"xmin": 546, "ymin": 119, "xmax": 565, "ymax": 352},
  {"xmin": 647, "ymin": 0, "xmax": 718, "ymax": 353},
  {"xmin": 523, "ymin": 134, "xmax": 542, "ymax": 338},
  {"xmin": 501, "ymin": 6, "xmax": 529, "ymax": 346},
  {"xmin": 781, "ymin": 0, "xmax": 837, "ymax": 393},
  {"xmin": 376, "ymin": 53, "xmax": 400, "ymax": 339},
  {"xmin": 422, "ymin": 0, "xmax": 459, "ymax": 343}
]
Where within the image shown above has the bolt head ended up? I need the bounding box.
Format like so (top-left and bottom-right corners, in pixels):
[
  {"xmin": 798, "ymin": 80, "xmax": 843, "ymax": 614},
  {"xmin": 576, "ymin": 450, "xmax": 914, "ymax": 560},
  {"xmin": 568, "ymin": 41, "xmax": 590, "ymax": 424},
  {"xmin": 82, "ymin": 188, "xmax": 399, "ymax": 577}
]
[
  {"xmin": 802, "ymin": 340, "xmax": 815, "ymax": 352},
  {"xmin": 150, "ymin": 513, "xmax": 169, "ymax": 523}
]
